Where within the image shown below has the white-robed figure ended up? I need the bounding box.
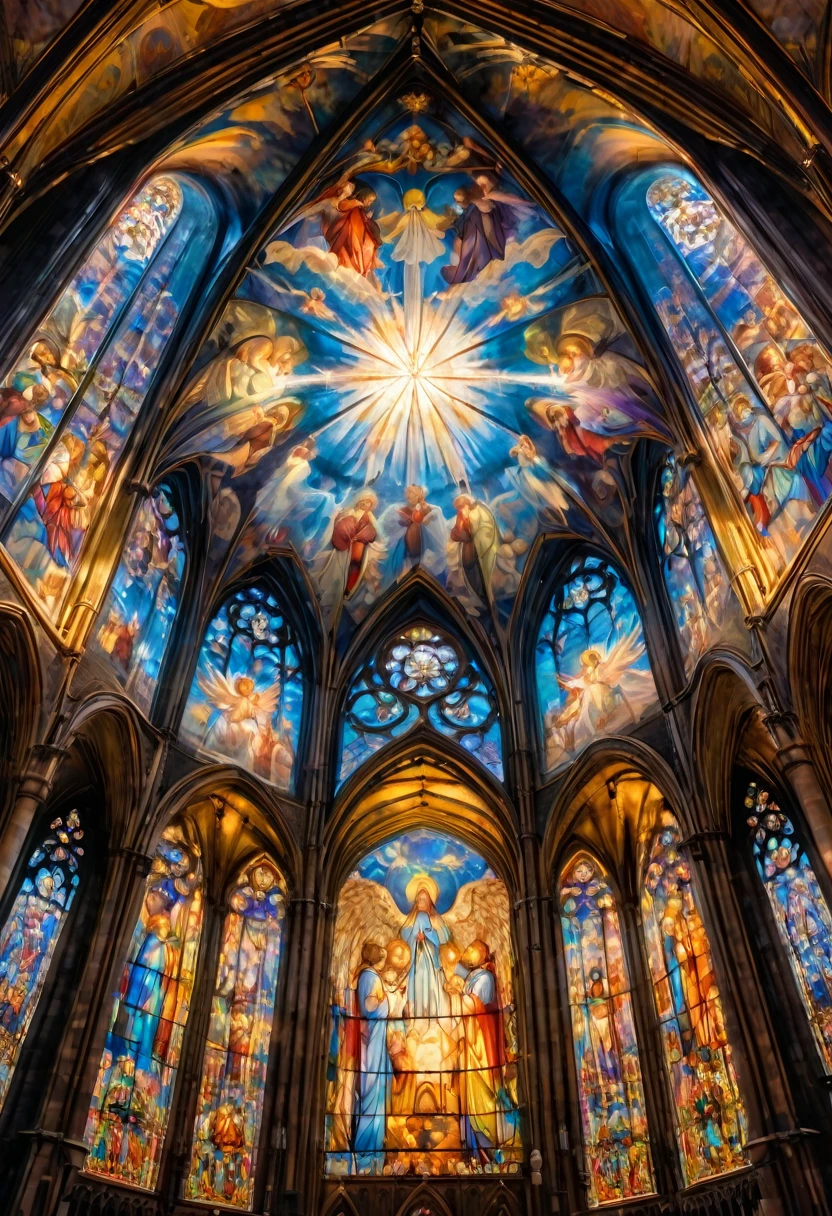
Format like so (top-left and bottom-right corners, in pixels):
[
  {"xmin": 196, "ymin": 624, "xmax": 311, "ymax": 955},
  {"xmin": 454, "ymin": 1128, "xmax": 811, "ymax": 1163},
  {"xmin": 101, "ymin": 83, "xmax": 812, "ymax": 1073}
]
[{"xmin": 400, "ymin": 876, "xmax": 451, "ymax": 1024}]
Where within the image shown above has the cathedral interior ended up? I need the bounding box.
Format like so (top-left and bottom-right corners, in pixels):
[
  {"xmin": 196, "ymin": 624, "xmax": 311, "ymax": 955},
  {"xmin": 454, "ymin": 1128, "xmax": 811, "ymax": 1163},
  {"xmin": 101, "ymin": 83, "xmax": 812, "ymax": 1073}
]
[{"xmin": 5, "ymin": 3, "xmax": 832, "ymax": 1216}]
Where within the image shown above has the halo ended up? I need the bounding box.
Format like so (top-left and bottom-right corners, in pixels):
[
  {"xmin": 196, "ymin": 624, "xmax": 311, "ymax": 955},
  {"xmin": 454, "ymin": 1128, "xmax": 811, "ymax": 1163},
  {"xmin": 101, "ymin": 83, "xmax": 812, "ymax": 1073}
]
[{"xmin": 405, "ymin": 873, "xmax": 439, "ymax": 905}]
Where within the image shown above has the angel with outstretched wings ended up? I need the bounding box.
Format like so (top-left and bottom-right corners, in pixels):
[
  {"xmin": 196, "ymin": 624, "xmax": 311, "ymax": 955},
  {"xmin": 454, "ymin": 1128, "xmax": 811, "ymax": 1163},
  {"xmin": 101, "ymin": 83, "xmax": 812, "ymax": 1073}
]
[
  {"xmin": 546, "ymin": 624, "xmax": 656, "ymax": 766},
  {"xmin": 196, "ymin": 665, "xmax": 281, "ymax": 775}
]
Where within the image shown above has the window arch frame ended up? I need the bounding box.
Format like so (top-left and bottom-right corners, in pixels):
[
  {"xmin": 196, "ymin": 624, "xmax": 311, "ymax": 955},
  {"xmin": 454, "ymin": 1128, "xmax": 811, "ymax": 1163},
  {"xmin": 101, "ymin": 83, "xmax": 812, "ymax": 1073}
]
[
  {"xmin": 334, "ymin": 613, "xmax": 505, "ymax": 794},
  {"xmin": 531, "ymin": 543, "xmax": 658, "ymax": 780},
  {"xmin": 555, "ymin": 846, "xmax": 657, "ymax": 1207},
  {"xmin": 177, "ymin": 558, "xmax": 317, "ymax": 796}
]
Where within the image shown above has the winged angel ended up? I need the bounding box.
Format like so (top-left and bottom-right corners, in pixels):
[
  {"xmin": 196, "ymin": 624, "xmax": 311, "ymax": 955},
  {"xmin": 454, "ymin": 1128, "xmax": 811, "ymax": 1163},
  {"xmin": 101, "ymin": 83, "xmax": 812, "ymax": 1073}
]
[
  {"xmin": 326, "ymin": 872, "xmax": 521, "ymax": 1175},
  {"xmin": 543, "ymin": 624, "xmax": 656, "ymax": 770},
  {"xmin": 195, "ymin": 667, "xmax": 293, "ymax": 786}
]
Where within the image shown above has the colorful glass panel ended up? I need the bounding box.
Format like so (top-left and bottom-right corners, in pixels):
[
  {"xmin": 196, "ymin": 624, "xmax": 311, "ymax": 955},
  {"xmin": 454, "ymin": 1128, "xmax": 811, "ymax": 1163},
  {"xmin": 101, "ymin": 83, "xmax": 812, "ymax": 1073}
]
[
  {"xmin": 93, "ymin": 484, "xmax": 185, "ymax": 712},
  {"xmin": 641, "ymin": 812, "xmax": 746, "ymax": 1183},
  {"xmin": 0, "ymin": 810, "xmax": 85, "ymax": 1110},
  {"xmin": 656, "ymin": 452, "xmax": 745, "ymax": 674},
  {"xmin": 746, "ymin": 781, "xmax": 832, "ymax": 1071},
  {"xmin": 325, "ymin": 830, "xmax": 522, "ymax": 1176},
  {"xmin": 536, "ymin": 556, "xmax": 656, "ymax": 772},
  {"xmin": 186, "ymin": 859, "xmax": 286, "ymax": 1208},
  {"xmin": 0, "ymin": 178, "xmax": 181, "ymax": 503},
  {"xmin": 339, "ymin": 625, "xmax": 503, "ymax": 786},
  {"xmin": 83, "ymin": 827, "xmax": 203, "ymax": 1190},
  {"xmin": 618, "ymin": 168, "xmax": 832, "ymax": 572},
  {"xmin": 4, "ymin": 176, "xmax": 214, "ymax": 618},
  {"xmin": 180, "ymin": 584, "xmax": 303, "ymax": 791},
  {"xmin": 559, "ymin": 855, "xmax": 653, "ymax": 1205}
]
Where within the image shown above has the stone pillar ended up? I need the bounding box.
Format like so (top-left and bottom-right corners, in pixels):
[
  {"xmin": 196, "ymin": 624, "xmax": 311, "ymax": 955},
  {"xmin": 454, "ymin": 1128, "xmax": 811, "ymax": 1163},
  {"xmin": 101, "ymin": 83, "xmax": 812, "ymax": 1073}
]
[
  {"xmin": 0, "ymin": 743, "xmax": 67, "ymax": 895},
  {"xmin": 766, "ymin": 711, "xmax": 832, "ymax": 884}
]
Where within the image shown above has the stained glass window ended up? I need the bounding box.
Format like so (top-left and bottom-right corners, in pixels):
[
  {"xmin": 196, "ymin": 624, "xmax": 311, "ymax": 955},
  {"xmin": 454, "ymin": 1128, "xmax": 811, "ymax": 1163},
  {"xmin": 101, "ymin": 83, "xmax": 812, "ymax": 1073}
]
[
  {"xmin": 559, "ymin": 855, "xmax": 653, "ymax": 1205},
  {"xmin": 180, "ymin": 584, "xmax": 303, "ymax": 791},
  {"xmin": 93, "ymin": 484, "xmax": 185, "ymax": 713},
  {"xmin": 0, "ymin": 810, "xmax": 85, "ymax": 1111},
  {"xmin": 746, "ymin": 781, "xmax": 832, "ymax": 1071},
  {"xmin": 325, "ymin": 830, "xmax": 522, "ymax": 1176},
  {"xmin": 84, "ymin": 826, "xmax": 203, "ymax": 1190},
  {"xmin": 617, "ymin": 167, "xmax": 832, "ymax": 572},
  {"xmin": 339, "ymin": 625, "xmax": 502, "ymax": 786},
  {"xmin": 656, "ymin": 453, "xmax": 745, "ymax": 674},
  {"xmin": 186, "ymin": 859, "xmax": 286, "ymax": 1208},
  {"xmin": 641, "ymin": 812, "xmax": 746, "ymax": 1183},
  {"xmin": 2, "ymin": 174, "xmax": 215, "ymax": 618},
  {"xmin": 536, "ymin": 556, "xmax": 656, "ymax": 772}
]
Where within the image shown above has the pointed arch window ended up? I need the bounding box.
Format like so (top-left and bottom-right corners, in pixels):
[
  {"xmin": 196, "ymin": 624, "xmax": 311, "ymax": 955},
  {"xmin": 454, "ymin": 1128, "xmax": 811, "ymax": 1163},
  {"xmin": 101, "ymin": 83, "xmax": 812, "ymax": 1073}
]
[
  {"xmin": 325, "ymin": 829, "xmax": 522, "ymax": 1176},
  {"xmin": 615, "ymin": 167, "xmax": 832, "ymax": 571},
  {"xmin": 83, "ymin": 826, "xmax": 203, "ymax": 1190},
  {"xmin": 536, "ymin": 555, "xmax": 656, "ymax": 773},
  {"xmin": 655, "ymin": 452, "xmax": 745, "ymax": 673},
  {"xmin": 186, "ymin": 857, "xmax": 286, "ymax": 1208},
  {"xmin": 181, "ymin": 583, "xmax": 303, "ymax": 791},
  {"xmin": 92, "ymin": 482, "xmax": 186, "ymax": 713},
  {"xmin": 1, "ymin": 174, "xmax": 215, "ymax": 617},
  {"xmin": 746, "ymin": 781, "xmax": 832, "ymax": 1071},
  {"xmin": 640, "ymin": 812, "xmax": 746, "ymax": 1183},
  {"xmin": 339, "ymin": 624, "xmax": 502, "ymax": 787},
  {"xmin": 559, "ymin": 854, "xmax": 654, "ymax": 1205},
  {"xmin": 0, "ymin": 810, "xmax": 85, "ymax": 1111}
]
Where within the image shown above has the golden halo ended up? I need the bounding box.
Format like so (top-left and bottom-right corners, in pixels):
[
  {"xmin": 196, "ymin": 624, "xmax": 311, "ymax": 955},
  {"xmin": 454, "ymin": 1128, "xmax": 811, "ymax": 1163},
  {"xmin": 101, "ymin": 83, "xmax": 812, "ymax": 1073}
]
[{"xmin": 405, "ymin": 873, "xmax": 439, "ymax": 905}]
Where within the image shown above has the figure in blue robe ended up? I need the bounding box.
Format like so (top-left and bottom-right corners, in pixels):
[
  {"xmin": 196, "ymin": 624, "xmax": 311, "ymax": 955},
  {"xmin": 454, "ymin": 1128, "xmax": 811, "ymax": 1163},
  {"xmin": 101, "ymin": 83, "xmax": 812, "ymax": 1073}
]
[{"xmin": 353, "ymin": 943, "xmax": 391, "ymax": 1174}]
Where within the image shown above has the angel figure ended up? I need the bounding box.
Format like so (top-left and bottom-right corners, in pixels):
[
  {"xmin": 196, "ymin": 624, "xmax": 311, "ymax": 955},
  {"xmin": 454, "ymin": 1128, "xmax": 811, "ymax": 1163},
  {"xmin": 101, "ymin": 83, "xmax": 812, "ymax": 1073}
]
[
  {"xmin": 381, "ymin": 188, "xmax": 453, "ymax": 269},
  {"xmin": 254, "ymin": 439, "xmax": 333, "ymax": 549},
  {"xmin": 446, "ymin": 492, "xmax": 499, "ymax": 614},
  {"xmin": 544, "ymin": 626, "xmax": 656, "ymax": 768},
  {"xmin": 203, "ymin": 397, "xmax": 299, "ymax": 477},
  {"xmin": 286, "ymin": 179, "xmax": 383, "ymax": 279},
  {"xmin": 379, "ymin": 484, "xmax": 447, "ymax": 583},
  {"xmin": 195, "ymin": 667, "xmax": 283, "ymax": 779},
  {"xmin": 310, "ymin": 488, "xmax": 386, "ymax": 624}
]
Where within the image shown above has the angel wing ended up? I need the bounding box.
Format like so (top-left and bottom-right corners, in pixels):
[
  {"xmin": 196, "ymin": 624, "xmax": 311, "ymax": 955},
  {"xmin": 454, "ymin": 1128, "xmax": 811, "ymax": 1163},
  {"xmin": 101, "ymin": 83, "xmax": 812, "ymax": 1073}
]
[
  {"xmin": 596, "ymin": 624, "xmax": 646, "ymax": 687},
  {"xmin": 179, "ymin": 300, "xmax": 285, "ymax": 410},
  {"xmin": 330, "ymin": 876, "xmax": 404, "ymax": 997},
  {"xmin": 445, "ymin": 876, "xmax": 514, "ymax": 1004},
  {"xmin": 196, "ymin": 664, "xmax": 241, "ymax": 713}
]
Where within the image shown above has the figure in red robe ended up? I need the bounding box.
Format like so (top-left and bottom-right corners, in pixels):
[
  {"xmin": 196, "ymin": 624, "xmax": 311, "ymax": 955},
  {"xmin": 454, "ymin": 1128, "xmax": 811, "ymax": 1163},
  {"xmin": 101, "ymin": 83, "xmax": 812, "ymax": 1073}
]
[{"xmin": 324, "ymin": 184, "xmax": 382, "ymax": 278}]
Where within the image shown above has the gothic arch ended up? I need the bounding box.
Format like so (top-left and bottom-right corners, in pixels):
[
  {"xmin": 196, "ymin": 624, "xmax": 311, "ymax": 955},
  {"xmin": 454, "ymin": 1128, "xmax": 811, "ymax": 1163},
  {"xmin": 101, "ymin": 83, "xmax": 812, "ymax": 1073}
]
[
  {"xmin": 790, "ymin": 573, "xmax": 832, "ymax": 796},
  {"xmin": 53, "ymin": 697, "xmax": 144, "ymax": 842},
  {"xmin": 0, "ymin": 602, "xmax": 41, "ymax": 823},
  {"xmin": 324, "ymin": 742, "xmax": 522, "ymax": 901},
  {"xmin": 393, "ymin": 1183, "xmax": 455, "ymax": 1216}
]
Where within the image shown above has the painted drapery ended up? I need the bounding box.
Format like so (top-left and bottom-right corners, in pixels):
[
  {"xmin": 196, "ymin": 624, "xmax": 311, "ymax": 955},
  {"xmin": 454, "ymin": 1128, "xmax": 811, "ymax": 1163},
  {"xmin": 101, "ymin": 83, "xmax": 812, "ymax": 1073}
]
[
  {"xmin": 641, "ymin": 812, "xmax": 746, "ymax": 1183},
  {"xmin": 3, "ymin": 175, "xmax": 214, "ymax": 618},
  {"xmin": 339, "ymin": 624, "xmax": 502, "ymax": 786},
  {"xmin": 180, "ymin": 584, "xmax": 303, "ymax": 790},
  {"xmin": 169, "ymin": 89, "xmax": 670, "ymax": 640},
  {"xmin": 92, "ymin": 484, "xmax": 185, "ymax": 712},
  {"xmin": 0, "ymin": 811, "xmax": 85, "ymax": 1111},
  {"xmin": 325, "ymin": 830, "xmax": 521, "ymax": 1176},
  {"xmin": 83, "ymin": 827, "xmax": 203, "ymax": 1190},
  {"xmin": 746, "ymin": 782, "xmax": 832, "ymax": 1072},
  {"xmin": 559, "ymin": 855, "xmax": 653, "ymax": 1206},
  {"xmin": 186, "ymin": 859, "xmax": 286, "ymax": 1208},
  {"xmin": 656, "ymin": 452, "xmax": 746, "ymax": 673},
  {"xmin": 618, "ymin": 168, "xmax": 832, "ymax": 573},
  {"xmin": 536, "ymin": 555, "xmax": 657, "ymax": 772}
]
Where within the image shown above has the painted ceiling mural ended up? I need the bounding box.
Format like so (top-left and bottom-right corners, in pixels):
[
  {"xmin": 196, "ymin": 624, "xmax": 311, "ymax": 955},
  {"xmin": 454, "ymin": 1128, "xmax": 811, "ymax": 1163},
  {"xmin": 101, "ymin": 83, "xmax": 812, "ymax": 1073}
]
[
  {"xmin": 161, "ymin": 88, "xmax": 672, "ymax": 636},
  {"xmin": 5, "ymin": 11, "xmax": 407, "ymax": 180},
  {"xmin": 746, "ymin": 0, "xmax": 828, "ymax": 79},
  {"xmin": 425, "ymin": 11, "xmax": 805, "ymax": 171},
  {"xmin": 3, "ymin": 0, "xmax": 86, "ymax": 85}
]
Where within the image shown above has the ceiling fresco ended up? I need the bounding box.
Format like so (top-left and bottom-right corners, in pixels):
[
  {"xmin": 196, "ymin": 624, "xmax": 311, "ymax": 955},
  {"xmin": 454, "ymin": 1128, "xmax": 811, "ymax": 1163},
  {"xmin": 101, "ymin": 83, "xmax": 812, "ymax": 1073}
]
[
  {"xmin": 160, "ymin": 88, "xmax": 671, "ymax": 635},
  {"xmin": 746, "ymin": 0, "xmax": 828, "ymax": 78}
]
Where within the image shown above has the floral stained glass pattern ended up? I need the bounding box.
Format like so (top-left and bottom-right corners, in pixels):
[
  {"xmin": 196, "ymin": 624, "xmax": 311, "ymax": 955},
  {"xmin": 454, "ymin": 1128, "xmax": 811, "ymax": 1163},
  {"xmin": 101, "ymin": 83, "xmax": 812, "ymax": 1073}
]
[
  {"xmin": 4, "ymin": 176, "xmax": 214, "ymax": 618},
  {"xmin": 641, "ymin": 813, "xmax": 746, "ymax": 1183},
  {"xmin": 84, "ymin": 828, "xmax": 203, "ymax": 1190},
  {"xmin": 325, "ymin": 830, "xmax": 522, "ymax": 1176},
  {"xmin": 746, "ymin": 782, "xmax": 832, "ymax": 1071},
  {"xmin": 180, "ymin": 585, "xmax": 303, "ymax": 790},
  {"xmin": 560, "ymin": 856, "xmax": 653, "ymax": 1205},
  {"xmin": 0, "ymin": 177, "xmax": 181, "ymax": 504},
  {"xmin": 93, "ymin": 485, "xmax": 185, "ymax": 712},
  {"xmin": 186, "ymin": 860, "xmax": 286, "ymax": 1208},
  {"xmin": 0, "ymin": 811, "xmax": 85, "ymax": 1111},
  {"xmin": 536, "ymin": 556, "xmax": 656, "ymax": 772},
  {"xmin": 339, "ymin": 625, "xmax": 502, "ymax": 786},
  {"xmin": 656, "ymin": 452, "xmax": 745, "ymax": 674}
]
